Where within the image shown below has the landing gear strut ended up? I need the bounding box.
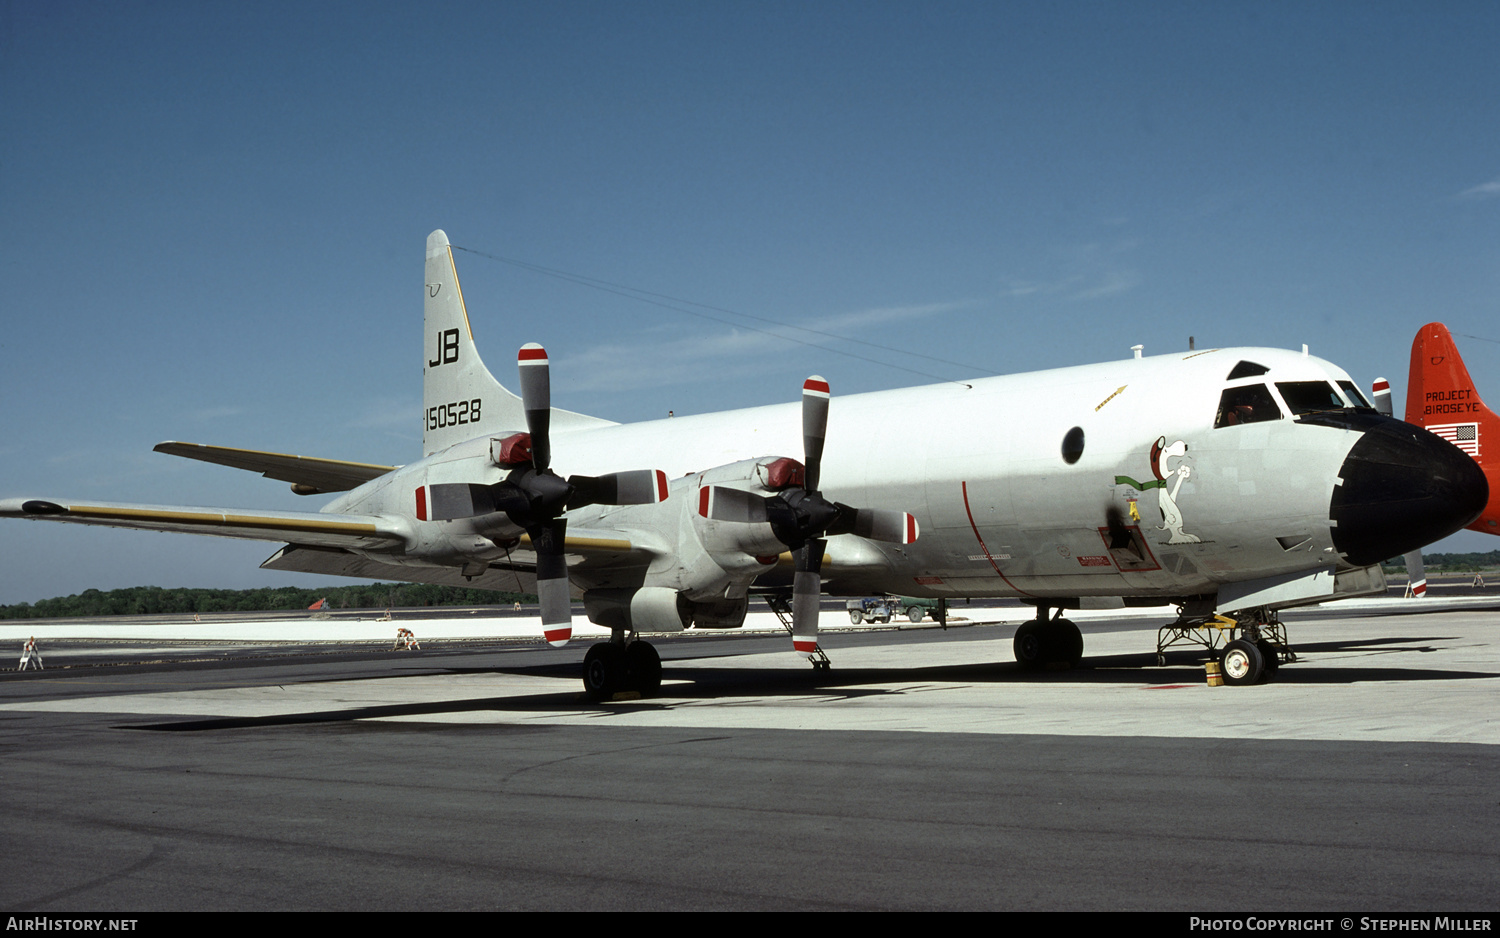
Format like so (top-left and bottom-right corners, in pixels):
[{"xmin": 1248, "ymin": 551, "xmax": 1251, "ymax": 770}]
[
  {"xmin": 582, "ymin": 633, "xmax": 662, "ymax": 701},
  {"xmin": 1013, "ymin": 606, "xmax": 1084, "ymax": 670}
]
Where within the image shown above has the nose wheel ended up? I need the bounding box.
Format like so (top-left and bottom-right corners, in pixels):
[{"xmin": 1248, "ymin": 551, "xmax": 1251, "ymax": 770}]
[{"xmin": 1220, "ymin": 638, "xmax": 1265, "ymax": 686}]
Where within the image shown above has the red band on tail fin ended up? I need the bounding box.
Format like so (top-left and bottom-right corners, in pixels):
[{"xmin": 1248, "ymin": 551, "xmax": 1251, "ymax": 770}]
[{"xmin": 1406, "ymin": 322, "xmax": 1498, "ymax": 534}]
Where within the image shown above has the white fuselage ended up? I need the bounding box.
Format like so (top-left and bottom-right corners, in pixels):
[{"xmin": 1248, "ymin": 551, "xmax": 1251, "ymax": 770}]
[{"xmin": 328, "ymin": 345, "xmax": 1373, "ymax": 604}]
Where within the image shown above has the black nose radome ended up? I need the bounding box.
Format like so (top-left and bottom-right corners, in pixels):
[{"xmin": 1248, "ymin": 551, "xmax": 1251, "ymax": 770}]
[{"xmin": 1327, "ymin": 415, "xmax": 1488, "ymax": 566}]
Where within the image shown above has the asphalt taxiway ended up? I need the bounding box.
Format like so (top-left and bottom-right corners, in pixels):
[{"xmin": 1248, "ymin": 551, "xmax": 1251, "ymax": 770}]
[{"xmin": 2, "ymin": 597, "xmax": 1497, "ymax": 911}]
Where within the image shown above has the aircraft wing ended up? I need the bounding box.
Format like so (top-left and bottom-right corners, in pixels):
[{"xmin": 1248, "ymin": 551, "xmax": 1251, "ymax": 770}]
[
  {"xmin": 153, "ymin": 441, "xmax": 397, "ymax": 493},
  {"xmin": 259, "ymin": 526, "xmax": 658, "ymax": 594},
  {"xmin": 260, "ymin": 544, "xmax": 542, "ymax": 593},
  {"xmin": 0, "ymin": 498, "xmax": 402, "ymax": 550}
]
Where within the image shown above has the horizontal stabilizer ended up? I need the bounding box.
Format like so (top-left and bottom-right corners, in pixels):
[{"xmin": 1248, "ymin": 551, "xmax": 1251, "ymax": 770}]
[{"xmin": 154, "ymin": 442, "xmax": 396, "ymax": 494}]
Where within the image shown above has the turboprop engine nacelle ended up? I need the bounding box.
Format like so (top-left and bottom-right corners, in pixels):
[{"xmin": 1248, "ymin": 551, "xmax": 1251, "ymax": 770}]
[
  {"xmin": 569, "ymin": 458, "xmax": 796, "ymax": 631},
  {"xmin": 582, "ymin": 586, "xmax": 748, "ymax": 633},
  {"xmin": 644, "ymin": 457, "xmax": 803, "ymax": 604}
]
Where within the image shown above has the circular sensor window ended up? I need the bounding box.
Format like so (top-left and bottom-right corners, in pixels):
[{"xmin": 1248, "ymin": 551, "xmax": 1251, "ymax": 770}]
[{"xmin": 1061, "ymin": 426, "xmax": 1085, "ymax": 464}]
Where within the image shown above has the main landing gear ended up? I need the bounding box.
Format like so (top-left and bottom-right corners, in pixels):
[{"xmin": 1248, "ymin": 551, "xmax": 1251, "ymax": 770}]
[
  {"xmin": 582, "ymin": 634, "xmax": 661, "ymax": 702},
  {"xmin": 1013, "ymin": 606, "xmax": 1084, "ymax": 670},
  {"xmin": 1156, "ymin": 605, "xmax": 1294, "ymax": 685}
]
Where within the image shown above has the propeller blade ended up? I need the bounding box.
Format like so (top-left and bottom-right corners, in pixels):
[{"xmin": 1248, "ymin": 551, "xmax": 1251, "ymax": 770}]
[
  {"xmin": 518, "ymin": 344, "xmax": 552, "ymax": 471},
  {"xmin": 791, "ymin": 538, "xmax": 825, "ymax": 656},
  {"xmin": 698, "ymin": 485, "xmax": 771, "ymax": 523},
  {"xmin": 425, "ymin": 483, "xmax": 497, "ymax": 521},
  {"xmin": 802, "ymin": 376, "xmax": 829, "ymax": 494},
  {"xmin": 506, "ymin": 343, "xmax": 670, "ymax": 653},
  {"xmin": 1372, "ymin": 377, "xmax": 1393, "ymax": 417},
  {"xmin": 530, "ymin": 517, "xmax": 572, "ymax": 646},
  {"xmin": 568, "ymin": 469, "xmax": 669, "ymax": 509},
  {"xmin": 835, "ymin": 506, "xmax": 919, "ymax": 545}
]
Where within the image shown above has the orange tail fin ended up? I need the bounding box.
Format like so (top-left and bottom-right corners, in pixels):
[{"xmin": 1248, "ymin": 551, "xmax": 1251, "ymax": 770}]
[{"xmin": 1406, "ymin": 322, "xmax": 1499, "ymax": 534}]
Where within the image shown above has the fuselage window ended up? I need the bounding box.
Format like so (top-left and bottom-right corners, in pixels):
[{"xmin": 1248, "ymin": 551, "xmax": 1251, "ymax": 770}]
[
  {"xmin": 1337, "ymin": 380, "xmax": 1373, "ymax": 409},
  {"xmin": 1227, "ymin": 360, "xmax": 1270, "ymax": 380},
  {"xmin": 1276, "ymin": 381, "xmax": 1345, "ymax": 415},
  {"xmin": 1215, "ymin": 384, "xmax": 1282, "ymax": 428}
]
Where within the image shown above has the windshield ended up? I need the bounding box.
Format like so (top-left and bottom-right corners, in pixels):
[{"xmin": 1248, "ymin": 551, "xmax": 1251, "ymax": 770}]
[
  {"xmin": 1215, "ymin": 384, "xmax": 1283, "ymax": 427},
  {"xmin": 1276, "ymin": 381, "xmax": 1346, "ymax": 415},
  {"xmin": 1338, "ymin": 380, "xmax": 1373, "ymax": 408}
]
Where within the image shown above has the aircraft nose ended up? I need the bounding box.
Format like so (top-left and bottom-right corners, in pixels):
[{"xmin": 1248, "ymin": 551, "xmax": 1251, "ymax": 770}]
[{"xmin": 1329, "ymin": 418, "xmax": 1488, "ymax": 566}]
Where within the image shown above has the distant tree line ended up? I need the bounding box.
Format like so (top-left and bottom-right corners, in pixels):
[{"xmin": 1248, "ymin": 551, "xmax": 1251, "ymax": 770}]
[
  {"xmin": 0, "ymin": 583, "xmax": 537, "ymax": 620},
  {"xmin": 9, "ymin": 550, "xmax": 1498, "ymax": 618},
  {"xmin": 1381, "ymin": 550, "xmax": 1500, "ymax": 574}
]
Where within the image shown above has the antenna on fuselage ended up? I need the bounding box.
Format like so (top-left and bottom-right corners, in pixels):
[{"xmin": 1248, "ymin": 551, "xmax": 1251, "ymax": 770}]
[{"xmin": 1132, "ymin": 345, "xmax": 1144, "ymax": 359}]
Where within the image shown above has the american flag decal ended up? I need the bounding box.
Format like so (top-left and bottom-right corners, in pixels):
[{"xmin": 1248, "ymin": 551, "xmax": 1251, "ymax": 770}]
[{"xmin": 1428, "ymin": 422, "xmax": 1480, "ymax": 457}]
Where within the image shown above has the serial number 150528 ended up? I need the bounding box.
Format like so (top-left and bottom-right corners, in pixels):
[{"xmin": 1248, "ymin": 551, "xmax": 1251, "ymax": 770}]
[{"xmin": 426, "ymin": 398, "xmax": 482, "ymax": 430}]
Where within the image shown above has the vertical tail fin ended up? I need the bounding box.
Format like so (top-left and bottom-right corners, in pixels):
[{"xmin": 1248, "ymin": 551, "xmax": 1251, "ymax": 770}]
[
  {"xmin": 1405, "ymin": 322, "xmax": 1498, "ymax": 534},
  {"xmin": 1402, "ymin": 549, "xmax": 1427, "ymax": 598},
  {"xmin": 422, "ymin": 230, "xmax": 612, "ymax": 457}
]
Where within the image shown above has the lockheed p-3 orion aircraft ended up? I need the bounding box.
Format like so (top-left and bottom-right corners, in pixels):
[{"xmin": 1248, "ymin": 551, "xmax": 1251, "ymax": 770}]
[{"xmin": 3, "ymin": 231, "xmax": 1486, "ymax": 698}]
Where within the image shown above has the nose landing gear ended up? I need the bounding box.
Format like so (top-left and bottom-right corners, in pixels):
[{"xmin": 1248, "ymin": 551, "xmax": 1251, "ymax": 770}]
[{"xmin": 1157, "ymin": 605, "xmax": 1294, "ymax": 685}]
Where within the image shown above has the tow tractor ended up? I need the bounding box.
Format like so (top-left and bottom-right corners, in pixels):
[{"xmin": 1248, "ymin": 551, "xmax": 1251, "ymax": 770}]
[
  {"xmin": 845, "ymin": 597, "xmax": 897, "ymax": 624},
  {"xmin": 846, "ymin": 596, "xmax": 942, "ymax": 624}
]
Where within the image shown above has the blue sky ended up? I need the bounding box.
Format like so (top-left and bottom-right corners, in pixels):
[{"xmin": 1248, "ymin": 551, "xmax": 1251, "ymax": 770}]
[{"xmin": 2, "ymin": 1, "xmax": 1498, "ymax": 604}]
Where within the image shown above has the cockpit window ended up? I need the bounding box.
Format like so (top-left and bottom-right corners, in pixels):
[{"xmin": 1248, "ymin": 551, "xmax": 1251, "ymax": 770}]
[
  {"xmin": 1215, "ymin": 384, "xmax": 1283, "ymax": 428},
  {"xmin": 1337, "ymin": 380, "xmax": 1373, "ymax": 408},
  {"xmin": 1276, "ymin": 381, "xmax": 1346, "ymax": 415},
  {"xmin": 1227, "ymin": 360, "xmax": 1270, "ymax": 380}
]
